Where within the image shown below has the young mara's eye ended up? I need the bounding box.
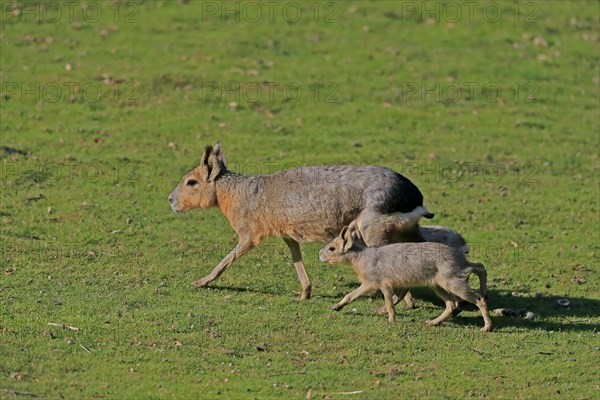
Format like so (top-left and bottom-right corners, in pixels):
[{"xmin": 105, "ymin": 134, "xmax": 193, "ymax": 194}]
[
  {"xmin": 328, "ymin": 246, "xmax": 335, "ymax": 251},
  {"xmin": 186, "ymin": 179, "xmax": 198, "ymax": 187}
]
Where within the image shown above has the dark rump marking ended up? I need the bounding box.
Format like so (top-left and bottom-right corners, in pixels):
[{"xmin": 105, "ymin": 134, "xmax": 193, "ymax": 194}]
[{"xmin": 377, "ymin": 172, "xmax": 425, "ymax": 213}]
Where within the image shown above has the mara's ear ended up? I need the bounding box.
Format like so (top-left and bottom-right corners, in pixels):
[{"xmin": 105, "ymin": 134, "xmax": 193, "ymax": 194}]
[
  {"xmin": 213, "ymin": 142, "xmax": 228, "ymax": 169},
  {"xmin": 198, "ymin": 145, "xmax": 225, "ymax": 183},
  {"xmin": 199, "ymin": 145, "xmax": 213, "ymax": 182},
  {"xmin": 347, "ymin": 220, "xmax": 358, "ymax": 232},
  {"xmin": 339, "ymin": 226, "xmax": 349, "ymax": 252},
  {"xmin": 347, "ymin": 221, "xmax": 363, "ymax": 243},
  {"xmin": 341, "ymin": 225, "xmax": 354, "ymax": 252}
]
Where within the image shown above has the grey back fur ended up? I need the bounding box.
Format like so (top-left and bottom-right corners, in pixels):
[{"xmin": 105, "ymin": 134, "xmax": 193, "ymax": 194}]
[
  {"xmin": 319, "ymin": 223, "xmax": 492, "ymax": 331},
  {"xmin": 418, "ymin": 225, "xmax": 469, "ymax": 254}
]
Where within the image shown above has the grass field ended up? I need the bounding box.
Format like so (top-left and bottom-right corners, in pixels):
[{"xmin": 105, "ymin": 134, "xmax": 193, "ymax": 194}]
[{"xmin": 1, "ymin": 1, "xmax": 599, "ymax": 398}]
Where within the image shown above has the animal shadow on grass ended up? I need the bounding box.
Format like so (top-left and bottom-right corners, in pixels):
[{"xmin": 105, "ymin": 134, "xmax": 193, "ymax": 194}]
[
  {"xmin": 337, "ymin": 283, "xmax": 600, "ymax": 332},
  {"xmin": 479, "ymin": 289, "xmax": 599, "ymax": 332},
  {"xmin": 198, "ymin": 282, "xmax": 599, "ymax": 332}
]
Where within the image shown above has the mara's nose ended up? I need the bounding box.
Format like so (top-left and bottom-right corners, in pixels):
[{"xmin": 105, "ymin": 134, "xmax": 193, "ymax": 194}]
[{"xmin": 168, "ymin": 196, "xmax": 174, "ymax": 204}]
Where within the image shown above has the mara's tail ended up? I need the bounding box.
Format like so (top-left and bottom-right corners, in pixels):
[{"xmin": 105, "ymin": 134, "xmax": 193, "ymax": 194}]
[
  {"xmin": 412, "ymin": 205, "xmax": 434, "ymax": 220},
  {"xmin": 421, "ymin": 205, "xmax": 434, "ymax": 219}
]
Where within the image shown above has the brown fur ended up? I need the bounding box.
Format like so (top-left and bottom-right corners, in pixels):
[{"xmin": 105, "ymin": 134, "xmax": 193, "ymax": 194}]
[{"xmin": 168, "ymin": 143, "xmax": 434, "ymax": 300}]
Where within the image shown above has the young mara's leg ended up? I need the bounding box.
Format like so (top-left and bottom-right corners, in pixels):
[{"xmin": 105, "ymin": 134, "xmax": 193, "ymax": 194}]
[
  {"xmin": 381, "ymin": 287, "xmax": 396, "ymax": 322},
  {"xmin": 332, "ymin": 283, "xmax": 375, "ymax": 311},
  {"xmin": 451, "ymin": 263, "xmax": 488, "ymax": 315},
  {"xmin": 283, "ymin": 238, "xmax": 312, "ymax": 300},
  {"xmin": 392, "ymin": 287, "xmax": 415, "ymax": 309},
  {"xmin": 425, "ymin": 286, "xmax": 455, "ymax": 327},
  {"xmin": 393, "ymin": 288, "xmax": 409, "ymax": 306},
  {"xmin": 193, "ymin": 238, "xmax": 256, "ymax": 288},
  {"xmin": 395, "ymin": 292, "xmax": 415, "ymax": 309},
  {"xmin": 451, "ymin": 298, "xmax": 464, "ymax": 317},
  {"xmin": 441, "ymin": 280, "xmax": 493, "ymax": 332},
  {"xmin": 377, "ymin": 287, "xmax": 410, "ymax": 315},
  {"xmin": 476, "ymin": 296, "xmax": 493, "ymax": 332}
]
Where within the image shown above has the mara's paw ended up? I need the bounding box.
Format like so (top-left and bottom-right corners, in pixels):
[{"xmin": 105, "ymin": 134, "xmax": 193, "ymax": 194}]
[
  {"xmin": 192, "ymin": 279, "xmax": 209, "ymax": 288},
  {"xmin": 300, "ymin": 290, "xmax": 311, "ymax": 300},
  {"xmin": 331, "ymin": 304, "xmax": 343, "ymax": 311},
  {"xmin": 425, "ymin": 320, "xmax": 439, "ymax": 327},
  {"xmin": 480, "ymin": 325, "xmax": 493, "ymax": 332}
]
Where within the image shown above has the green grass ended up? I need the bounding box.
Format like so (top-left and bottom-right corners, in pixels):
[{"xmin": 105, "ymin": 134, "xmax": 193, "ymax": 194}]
[{"xmin": 1, "ymin": 0, "xmax": 599, "ymax": 398}]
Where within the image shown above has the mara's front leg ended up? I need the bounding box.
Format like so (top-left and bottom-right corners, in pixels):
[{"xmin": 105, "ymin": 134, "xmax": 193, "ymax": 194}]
[
  {"xmin": 192, "ymin": 239, "xmax": 255, "ymax": 288},
  {"xmin": 332, "ymin": 283, "xmax": 375, "ymax": 311},
  {"xmin": 283, "ymin": 238, "xmax": 312, "ymax": 300}
]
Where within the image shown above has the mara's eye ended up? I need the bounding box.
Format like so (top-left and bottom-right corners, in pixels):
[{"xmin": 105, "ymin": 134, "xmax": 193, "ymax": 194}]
[
  {"xmin": 186, "ymin": 179, "xmax": 198, "ymax": 187},
  {"xmin": 328, "ymin": 246, "xmax": 335, "ymax": 252}
]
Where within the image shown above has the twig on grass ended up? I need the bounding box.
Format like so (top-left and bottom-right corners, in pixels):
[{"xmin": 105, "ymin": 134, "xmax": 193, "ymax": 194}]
[
  {"xmin": 25, "ymin": 194, "xmax": 44, "ymax": 204},
  {"xmin": 1, "ymin": 389, "xmax": 41, "ymax": 397},
  {"xmin": 469, "ymin": 347, "xmax": 484, "ymax": 356},
  {"xmin": 268, "ymin": 369, "xmax": 306, "ymax": 377},
  {"xmin": 47, "ymin": 322, "xmax": 80, "ymax": 331},
  {"xmin": 492, "ymin": 351, "xmax": 556, "ymax": 359},
  {"xmin": 330, "ymin": 391, "xmax": 363, "ymax": 395},
  {"xmin": 79, "ymin": 344, "xmax": 92, "ymax": 353}
]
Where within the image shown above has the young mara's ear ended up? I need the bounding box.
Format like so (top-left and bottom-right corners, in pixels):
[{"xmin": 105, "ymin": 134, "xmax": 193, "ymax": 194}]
[
  {"xmin": 198, "ymin": 145, "xmax": 225, "ymax": 183},
  {"xmin": 338, "ymin": 225, "xmax": 348, "ymax": 252},
  {"xmin": 341, "ymin": 225, "xmax": 354, "ymax": 252},
  {"xmin": 213, "ymin": 142, "xmax": 228, "ymax": 169},
  {"xmin": 339, "ymin": 226, "xmax": 348, "ymax": 241}
]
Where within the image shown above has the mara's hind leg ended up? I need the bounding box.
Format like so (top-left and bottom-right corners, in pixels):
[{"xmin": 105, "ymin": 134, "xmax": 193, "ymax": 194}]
[
  {"xmin": 452, "ymin": 262, "xmax": 488, "ymax": 315},
  {"xmin": 283, "ymin": 238, "xmax": 312, "ymax": 300},
  {"xmin": 425, "ymin": 286, "xmax": 455, "ymax": 327},
  {"xmin": 441, "ymin": 280, "xmax": 493, "ymax": 332}
]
